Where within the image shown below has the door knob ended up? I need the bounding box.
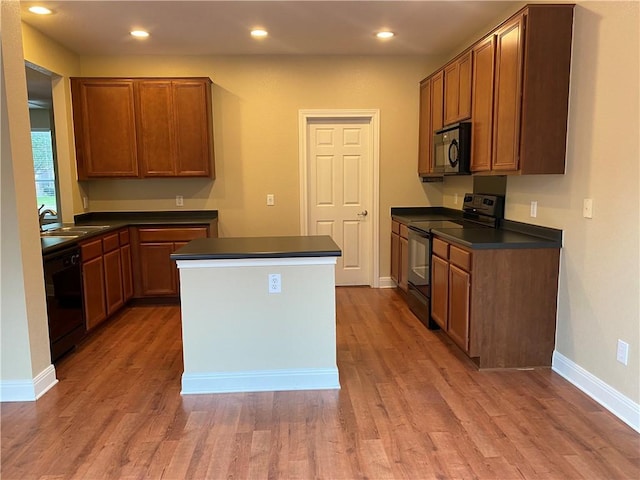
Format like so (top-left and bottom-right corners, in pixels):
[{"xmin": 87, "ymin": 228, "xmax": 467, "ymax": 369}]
[{"xmin": 357, "ymin": 210, "xmax": 368, "ymax": 217}]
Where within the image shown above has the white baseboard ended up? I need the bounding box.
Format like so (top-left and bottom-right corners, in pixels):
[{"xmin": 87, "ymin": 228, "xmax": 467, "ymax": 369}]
[
  {"xmin": 182, "ymin": 367, "xmax": 340, "ymax": 395},
  {"xmin": 378, "ymin": 276, "xmax": 397, "ymax": 288},
  {"xmin": 0, "ymin": 364, "xmax": 57, "ymax": 402},
  {"xmin": 552, "ymin": 351, "xmax": 639, "ymax": 432}
]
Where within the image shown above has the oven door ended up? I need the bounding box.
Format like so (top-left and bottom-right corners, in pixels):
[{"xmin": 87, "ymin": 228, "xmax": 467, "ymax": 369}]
[{"xmin": 407, "ymin": 228, "xmax": 430, "ymax": 298}]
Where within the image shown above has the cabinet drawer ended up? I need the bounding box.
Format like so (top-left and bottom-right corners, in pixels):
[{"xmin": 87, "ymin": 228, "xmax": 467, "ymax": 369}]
[
  {"xmin": 138, "ymin": 226, "xmax": 208, "ymax": 243},
  {"xmin": 80, "ymin": 238, "xmax": 103, "ymax": 261},
  {"xmin": 432, "ymin": 238, "xmax": 449, "ymax": 259},
  {"xmin": 119, "ymin": 228, "xmax": 130, "ymax": 245},
  {"xmin": 392, "ymin": 220, "xmax": 400, "ymax": 235},
  {"xmin": 450, "ymin": 245, "xmax": 472, "ymax": 271},
  {"xmin": 399, "ymin": 224, "xmax": 409, "ymax": 239},
  {"xmin": 102, "ymin": 232, "xmax": 120, "ymax": 252}
]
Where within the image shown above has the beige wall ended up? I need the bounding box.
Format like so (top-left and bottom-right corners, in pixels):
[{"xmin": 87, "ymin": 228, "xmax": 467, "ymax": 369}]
[
  {"xmin": 22, "ymin": 22, "xmax": 82, "ymax": 222},
  {"xmin": 1, "ymin": 0, "xmax": 52, "ymax": 383},
  {"xmin": 442, "ymin": 2, "xmax": 640, "ymax": 403}
]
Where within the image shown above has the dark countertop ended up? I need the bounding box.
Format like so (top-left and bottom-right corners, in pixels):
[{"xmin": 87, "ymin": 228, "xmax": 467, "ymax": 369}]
[
  {"xmin": 41, "ymin": 210, "xmax": 218, "ymax": 255},
  {"xmin": 391, "ymin": 206, "xmax": 562, "ymax": 250},
  {"xmin": 431, "ymin": 226, "xmax": 561, "ymax": 250},
  {"xmin": 171, "ymin": 235, "xmax": 342, "ymax": 260}
]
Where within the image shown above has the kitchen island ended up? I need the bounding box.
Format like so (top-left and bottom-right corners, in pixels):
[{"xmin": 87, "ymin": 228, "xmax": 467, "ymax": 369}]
[{"xmin": 171, "ymin": 235, "xmax": 342, "ymax": 394}]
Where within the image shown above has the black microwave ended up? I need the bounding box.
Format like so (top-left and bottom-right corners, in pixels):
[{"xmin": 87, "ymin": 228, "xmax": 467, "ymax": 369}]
[{"xmin": 433, "ymin": 122, "xmax": 471, "ymax": 175}]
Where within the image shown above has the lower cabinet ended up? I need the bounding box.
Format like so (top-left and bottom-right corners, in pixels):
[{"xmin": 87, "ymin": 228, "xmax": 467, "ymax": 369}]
[
  {"xmin": 431, "ymin": 237, "xmax": 471, "ymax": 352},
  {"xmin": 133, "ymin": 226, "xmax": 209, "ymax": 298},
  {"xmin": 80, "ymin": 228, "xmax": 133, "ymax": 330},
  {"xmin": 430, "ymin": 235, "xmax": 561, "ymax": 368}
]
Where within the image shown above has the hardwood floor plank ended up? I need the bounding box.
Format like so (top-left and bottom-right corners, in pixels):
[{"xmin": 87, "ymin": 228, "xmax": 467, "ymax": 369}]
[{"xmin": 1, "ymin": 289, "xmax": 638, "ymax": 480}]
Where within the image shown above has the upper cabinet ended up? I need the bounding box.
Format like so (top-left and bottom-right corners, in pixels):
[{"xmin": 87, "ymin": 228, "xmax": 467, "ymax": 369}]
[
  {"xmin": 417, "ymin": 78, "xmax": 433, "ymax": 175},
  {"xmin": 492, "ymin": 6, "xmax": 574, "ymax": 174},
  {"xmin": 71, "ymin": 79, "xmax": 139, "ymax": 178},
  {"xmin": 418, "ymin": 4, "xmax": 574, "ymax": 177},
  {"xmin": 71, "ymin": 77, "xmax": 215, "ymax": 180},
  {"xmin": 444, "ymin": 51, "xmax": 472, "ymax": 125}
]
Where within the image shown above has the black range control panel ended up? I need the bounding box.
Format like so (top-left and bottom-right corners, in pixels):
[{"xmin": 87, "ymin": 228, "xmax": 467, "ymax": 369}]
[{"xmin": 462, "ymin": 193, "xmax": 504, "ymax": 218}]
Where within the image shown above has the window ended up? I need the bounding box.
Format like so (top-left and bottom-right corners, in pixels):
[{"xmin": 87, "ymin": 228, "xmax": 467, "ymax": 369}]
[
  {"xmin": 27, "ymin": 64, "xmax": 60, "ymax": 221},
  {"xmin": 31, "ymin": 129, "xmax": 58, "ymax": 214}
]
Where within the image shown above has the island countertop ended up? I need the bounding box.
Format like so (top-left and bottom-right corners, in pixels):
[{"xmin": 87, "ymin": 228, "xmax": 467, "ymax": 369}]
[{"xmin": 171, "ymin": 235, "xmax": 342, "ymax": 260}]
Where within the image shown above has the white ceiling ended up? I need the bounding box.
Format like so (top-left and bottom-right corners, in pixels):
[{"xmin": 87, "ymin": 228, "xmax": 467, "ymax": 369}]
[{"xmin": 20, "ymin": 1, "xmax": 522, "ymax": 56}]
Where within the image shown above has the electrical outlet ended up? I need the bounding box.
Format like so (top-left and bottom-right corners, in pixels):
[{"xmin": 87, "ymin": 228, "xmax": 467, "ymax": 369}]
[
  {"xmin": 267, "ymin": 194, "xmax": 275, "ymax": 206},
  {"xmin": 268, "ymin": 273, "xmax": 281, "ymax": 293},
  {"xmin": 454, "ymin": 193, "xmax": 459, "ymax": 205},
  {"xmin": 530, "ymin": 201, "xmax": 537, "ymax": 218},
  {"xmin": 583, "ymin": 198, "xmax": 593, "ymax": 218},
  {"xmin": 176, "ymin": 195, "xmax": 184, "ymax": 207},
  {"xmin": 82, "ymin": 196, "xmax": 89, "ymax": 209},
  {"xmin": 617, "ymin": 339, "xmax": 629, "ymax": 365}
]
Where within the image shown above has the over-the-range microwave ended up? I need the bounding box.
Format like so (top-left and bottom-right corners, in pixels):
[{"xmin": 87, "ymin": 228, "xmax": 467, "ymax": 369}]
[{"xmin": 433, "ymin": 122, "xmax": 471, "ymax": 175}]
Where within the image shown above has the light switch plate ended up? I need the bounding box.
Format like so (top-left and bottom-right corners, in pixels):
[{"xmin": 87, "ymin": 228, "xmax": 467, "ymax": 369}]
[
  {"xmin": 267, "ymin": 194, "xmax": 275, "ymax": 206},
  {"xmin": 530, "ymin": 201, "xmax": 537, "ymax": 218},
  {"xmin": 176, "ymin": 195, "xmax": 184, "ymax": 207}
]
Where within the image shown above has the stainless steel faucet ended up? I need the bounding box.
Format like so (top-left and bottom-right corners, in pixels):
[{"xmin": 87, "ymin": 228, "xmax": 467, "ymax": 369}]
[{"xmin": 38, "ymin": 204, "xmax": 57, "ymax": 231}]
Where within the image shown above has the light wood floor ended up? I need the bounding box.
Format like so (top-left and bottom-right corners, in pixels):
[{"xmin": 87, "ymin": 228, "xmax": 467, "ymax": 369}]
[{"xmin": 1, "ymin": 287, "xmax": 638, "ymax": 479}]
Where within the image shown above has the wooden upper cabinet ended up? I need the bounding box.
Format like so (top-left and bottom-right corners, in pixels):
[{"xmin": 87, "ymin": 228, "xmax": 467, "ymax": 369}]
[
  {"xmin": 172, "ymin": 80, "xmax": 213, "ymax": 177},
  {"xmin": 444, "ymin": 51, "xmax": 472, "ymax": 126},
  {"xmin": 470, "ymin": 35, "xmax": 496, "ymax": 172},
  {"xmin": 492, "ymin": 14, "xmax": 525, "ymax": 172},
  {"xmin": 137, "ymin": 81, "xmax": 175, "ymax": 176},
  {"xmin": 71, "ymin": 79, "xmax": 139, "ymax": 179},
  {"xmin": 418, "ymin": 77, "xmax": 433, "ymax": 175},
  {"xmin": 71, "ymin": 77, "xmax": 214, "ymax": 179},
  {"xmin": 418, "ymin": 4, "xmax": 573, "ymax": 176},
  {"xmin": 137, "ymin": 79, "xmax": 213, "ymax": 177},
  {"xmin": 492, "ymin": 5, "xmax": 574, "ymax": 174},
  {"xmin": 431, "ymin": 70, "xmax": 444, "ymax": 134}
]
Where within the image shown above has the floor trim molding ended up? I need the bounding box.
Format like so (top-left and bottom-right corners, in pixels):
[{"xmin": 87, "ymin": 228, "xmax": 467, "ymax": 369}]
[
  {"xmin": 182, "ymin": 367, "xmax": 340, "ymax": 395},
  {"xmin": 378, "ymin": 277, "xmax": 397, "ymax": 288},
  {"xmin": 552, "ymin": 350, "xmax": 639, "ymax": 432},
  {"xmin": 0, "ymin": 364, "xmax": 57, "ymax": 402}
]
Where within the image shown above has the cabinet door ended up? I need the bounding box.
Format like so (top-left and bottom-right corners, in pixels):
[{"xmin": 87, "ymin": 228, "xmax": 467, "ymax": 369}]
[
  {"xmin": 173, "ymin": 80, "xmax": 213, "ymax": 177},
  {"xmin": 390, "ymin": 232, "xmax": 400, "ymax": 284},
  {"xmin": 492, "ymin": 14, "xmax": 525, "ymax": 171},
  {"xmin": 431, "ymin": 255, "xmax": 449, "ymax": 330},
  {"xmin": 457, "ymin": 52, "xmax": 473, "ymax": 121},
  {"xmin": 471, "ymin": 36, "xmax": 496, "ymax": 172},
  {"xmin": 399, "ymin": 236, "xmax": 409, "ymax": 292},
  {"xmin": 431, "ymin": 71, "xmax": 444, "ymax": 134},
  {"xmin": 137, "ymin": 80, "xmax": 176, "ymax": 176},
  {"xmin": 139, "ymin": 243, "xmax": 178, "ymax": 296},
  {"xmin": 71, "ymin": 79, "xmax": 138, "ymax": 179},
  {"xmin": 82, "ymin": 256, "xmax": 106, "ymax": 330},
  {"xmin": 448, "ymin": 264, "xmax": 471, "ymax": 352},
  {"xmin": 418, "ymin": 78, "xmax": 433, "ymax": 175},
  {"xmin": 121, "ymin": 243, "xmax": 133, "ymax": 302},
  {"xmin": 444, "ymin": 62, "xmax": 459, "ymax": 126},
  {"xmin": 104, "ymin": 248, "xmax": 124, "ymax": 315}
]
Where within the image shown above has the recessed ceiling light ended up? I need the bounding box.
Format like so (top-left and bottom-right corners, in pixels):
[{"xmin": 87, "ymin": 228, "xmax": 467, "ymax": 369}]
[
  {"xmin": 251, "ymin": 29, "xmax": 268, "ymax": 38},
  {"xmin": 130, "ymin": 30, "xmax": 150, "ymax": 38},
  {"xmin": 376, "ymin": 31, "xmax": 395, "ymax": 39},
  {"xmin": 28, "ymin": 6, "xmax": 53, "ymax": 15}
]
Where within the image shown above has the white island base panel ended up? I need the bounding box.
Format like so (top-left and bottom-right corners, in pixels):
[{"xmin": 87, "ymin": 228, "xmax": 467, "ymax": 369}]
[{"xmin": 176, "ymin": 257, "xmax": 340, "ymax": 394}]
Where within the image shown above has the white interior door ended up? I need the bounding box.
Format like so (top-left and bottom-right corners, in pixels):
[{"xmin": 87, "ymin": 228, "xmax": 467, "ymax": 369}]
[{"xmin": 306, "ymin": 118, "xmax": 372, "ymax": 286}]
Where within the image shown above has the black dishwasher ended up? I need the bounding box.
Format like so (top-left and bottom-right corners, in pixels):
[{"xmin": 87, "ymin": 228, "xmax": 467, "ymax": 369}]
[{"xmin": 43, "ymin": 246, "xmax": 86, "ymax": 362}]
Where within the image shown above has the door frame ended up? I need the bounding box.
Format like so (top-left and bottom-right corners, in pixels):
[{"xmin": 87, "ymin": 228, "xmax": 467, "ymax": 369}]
[{"xmin": 298, "ymin": 109, "xmax": 380, "ymax": 287}]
